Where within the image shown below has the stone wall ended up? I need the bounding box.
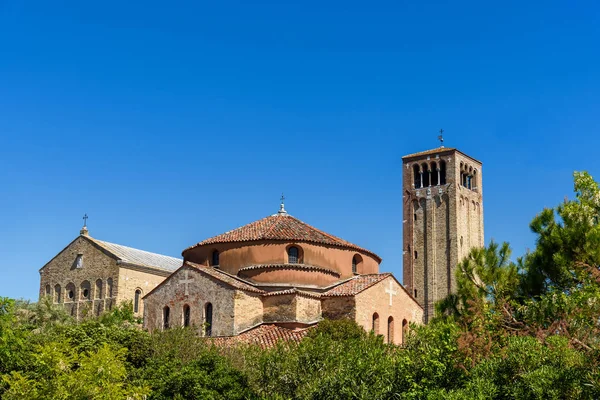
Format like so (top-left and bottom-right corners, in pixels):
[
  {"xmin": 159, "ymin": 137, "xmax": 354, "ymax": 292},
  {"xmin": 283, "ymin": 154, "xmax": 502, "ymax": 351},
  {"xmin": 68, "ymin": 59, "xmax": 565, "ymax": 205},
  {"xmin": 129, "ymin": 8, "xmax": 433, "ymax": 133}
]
[
  {"xmin": 233, "ymin": 291, "xmax": 263, "ymax": 333},
  {"xmin": 118, "ymin": 266, "xmax": 170, "ymax": 317},
  {"xmin": 354, "ymin": 277, "xmax": 423, "ymax": 344},
  {"xmin": 143, "ymin": 266, "xmax": 238, "ymax": 337},
  {"xmin": 39, "ymin": 235, "xmax": 120, "ymax": 319},
  {"xmin": 321, "ymin": 296, "xmax": 355, "ymax": 320}
]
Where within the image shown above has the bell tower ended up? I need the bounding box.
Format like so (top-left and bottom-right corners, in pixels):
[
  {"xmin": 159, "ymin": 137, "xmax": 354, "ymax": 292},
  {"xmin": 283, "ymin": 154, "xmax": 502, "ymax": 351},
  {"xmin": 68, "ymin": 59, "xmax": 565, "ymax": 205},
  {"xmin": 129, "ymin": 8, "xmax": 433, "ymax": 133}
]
[{"xmin": 402, "ymin": 145, "xmax": 483, "ymax": 322}]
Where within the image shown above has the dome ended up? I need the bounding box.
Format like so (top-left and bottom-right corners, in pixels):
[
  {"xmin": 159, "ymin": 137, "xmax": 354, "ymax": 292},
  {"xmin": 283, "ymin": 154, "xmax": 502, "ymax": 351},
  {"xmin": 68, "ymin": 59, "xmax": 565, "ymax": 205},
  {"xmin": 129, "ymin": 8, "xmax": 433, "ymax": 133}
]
[{"xmin": 182, "ymin": 212, "xmax": 381, "ymax": 289}]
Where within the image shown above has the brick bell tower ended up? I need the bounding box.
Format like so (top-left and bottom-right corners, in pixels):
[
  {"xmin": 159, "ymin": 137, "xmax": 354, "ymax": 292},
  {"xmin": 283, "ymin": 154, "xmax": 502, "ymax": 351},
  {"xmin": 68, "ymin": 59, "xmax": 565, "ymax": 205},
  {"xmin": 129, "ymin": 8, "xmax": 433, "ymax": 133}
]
[{"xmin": 402, "ymin": 142, "xmax": 483, "ymax": 322}]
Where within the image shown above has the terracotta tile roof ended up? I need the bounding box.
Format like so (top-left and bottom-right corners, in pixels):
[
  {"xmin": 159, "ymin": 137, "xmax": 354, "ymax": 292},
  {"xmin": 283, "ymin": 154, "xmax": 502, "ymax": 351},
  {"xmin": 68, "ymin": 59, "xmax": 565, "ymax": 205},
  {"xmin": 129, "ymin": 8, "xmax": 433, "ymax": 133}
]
[
  {"xmin": 322, "ymin": 273, "xmax": 392, "ymax": 297},
  {"xmin": 211, "ymin": 324, "xmax": 312, "ymax": 348},
  {"xmin": 185, "ymin": 262, "xmax": 265, "ymax": 294},
  {"xmin": 262, "ymin": 288, "xmax": 322, "ymax": 299},
  {"xmin": 238, "ymin": 263, "xmax": 340, "ymax": 278},
  {"xmin": 86, "ymin": 236, "xmax": 181, "ymax": 271},
  {"xmin": 183, "ymin": 214, "xmax": 381, "ymax": 262},
  {"xmin": 402, "ymin": 147, "xmax": 456, "ymax": 159}
]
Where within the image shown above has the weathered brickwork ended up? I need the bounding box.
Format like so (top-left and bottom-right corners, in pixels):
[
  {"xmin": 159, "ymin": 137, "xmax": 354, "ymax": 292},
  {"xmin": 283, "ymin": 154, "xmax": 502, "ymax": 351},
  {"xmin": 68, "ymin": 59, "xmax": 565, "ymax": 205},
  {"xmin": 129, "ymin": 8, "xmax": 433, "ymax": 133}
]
[
  {"xmin": 354, "ymin": 277, "xmax": 423, "ymax": 344},
  {"xmin": 403, "ymin": 148, "xmax": 484, "ymax": 322}
]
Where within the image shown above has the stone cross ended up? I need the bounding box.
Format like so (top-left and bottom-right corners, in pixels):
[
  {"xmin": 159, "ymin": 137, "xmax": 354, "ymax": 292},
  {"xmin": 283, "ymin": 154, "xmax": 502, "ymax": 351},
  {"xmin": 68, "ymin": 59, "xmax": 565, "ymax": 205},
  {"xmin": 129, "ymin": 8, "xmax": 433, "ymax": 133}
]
[
  {"xmin": 385, "ymin": 280, "xmax": 398, "ymax": 306},
  {"xmin": 83, "ymin": 214, "xmax": 88, "ymax": 227},
  {"xmin": 179, "ymin": 269, "xmax": 194, "ymax": 296}
]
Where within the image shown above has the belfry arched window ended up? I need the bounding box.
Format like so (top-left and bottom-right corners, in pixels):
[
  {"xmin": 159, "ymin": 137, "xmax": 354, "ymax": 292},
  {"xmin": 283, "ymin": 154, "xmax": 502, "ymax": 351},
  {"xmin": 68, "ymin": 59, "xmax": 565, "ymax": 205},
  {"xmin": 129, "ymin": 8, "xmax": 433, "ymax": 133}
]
[
  {"xmin": 134, "ymin": 289, "xmax": 142, "ymax": 313},
  {"xmin": 205, "ymin": 303, "xmax": 213, "ymax": 336},
  {"xmin": 440, "ymin": 160, "xmax": 447, "ymax": 185},
  {"xmin": 421, "ymin": 163, "xmax": 430, "ymax": 187},
  {"xmin": 431, "ymin": 162, "xmax": 439, "ymax": 186},
  {"xmin": 211, "ymin": 250, "xmax": 219, "ymax": 267},
  {"xmin": 413, "ymin": 164, "xmax": 422, "ymax": 188},
  {"xmin": 288, "ymin": 246, "xmax": 299, "ymax": 264}
]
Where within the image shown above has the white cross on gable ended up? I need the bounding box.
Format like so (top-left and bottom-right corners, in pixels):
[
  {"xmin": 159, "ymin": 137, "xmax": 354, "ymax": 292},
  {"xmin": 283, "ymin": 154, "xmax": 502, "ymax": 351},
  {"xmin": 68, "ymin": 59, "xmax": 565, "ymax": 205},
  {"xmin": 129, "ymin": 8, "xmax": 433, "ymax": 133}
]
[
  {"xmin": 385, "ymin": 280, "xmax": 398, "ymax": 306},
  {"xmin": 179, "ymin": 269, "xmax": 194, "ymax": 296}
]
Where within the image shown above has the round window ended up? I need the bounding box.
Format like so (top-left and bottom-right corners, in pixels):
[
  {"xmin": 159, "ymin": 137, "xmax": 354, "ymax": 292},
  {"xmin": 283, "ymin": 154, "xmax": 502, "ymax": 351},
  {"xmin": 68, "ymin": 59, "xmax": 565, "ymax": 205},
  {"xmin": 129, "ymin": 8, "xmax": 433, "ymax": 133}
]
[
  {"xmin": 83, "ymin": 289, "xmax": 89, "ymax": 298},
  {"xmin": 68, "ymin": 290, "xmax": 74, "ymax": 299}
]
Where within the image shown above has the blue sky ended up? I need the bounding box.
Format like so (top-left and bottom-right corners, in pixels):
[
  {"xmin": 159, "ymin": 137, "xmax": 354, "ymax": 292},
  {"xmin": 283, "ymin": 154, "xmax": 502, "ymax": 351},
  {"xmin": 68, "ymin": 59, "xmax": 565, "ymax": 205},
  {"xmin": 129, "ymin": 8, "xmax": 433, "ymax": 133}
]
[{"xmin": 1, "ymin": 1, "xmax": 599, "ymax": 300}]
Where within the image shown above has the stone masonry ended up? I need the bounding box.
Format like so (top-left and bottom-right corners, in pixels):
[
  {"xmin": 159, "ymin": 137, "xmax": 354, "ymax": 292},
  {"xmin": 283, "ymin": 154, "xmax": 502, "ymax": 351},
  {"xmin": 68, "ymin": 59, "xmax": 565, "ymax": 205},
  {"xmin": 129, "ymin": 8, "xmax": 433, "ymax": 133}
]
[{"xmin": 402, "ymin": 147, "xmax": 484, "ymax": 322}]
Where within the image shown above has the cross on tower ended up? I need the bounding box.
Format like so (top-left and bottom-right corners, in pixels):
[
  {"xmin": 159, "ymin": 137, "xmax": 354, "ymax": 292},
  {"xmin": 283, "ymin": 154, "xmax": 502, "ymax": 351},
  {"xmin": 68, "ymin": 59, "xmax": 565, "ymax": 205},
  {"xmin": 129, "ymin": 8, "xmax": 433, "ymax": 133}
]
[
  {"xmin": 438, "ymin": 129, "xmax": 444, "ymax": 147},
  {"xmin": 179, "ymin": 269, "xmax": 194, "ymax": 296},
  {"xmin": 83, "ymin": 214, "xmax": 88, "ymax": 227},
  {"xmin": 385, "ymin": 280, "xmax": 398, "ymax": 306}
]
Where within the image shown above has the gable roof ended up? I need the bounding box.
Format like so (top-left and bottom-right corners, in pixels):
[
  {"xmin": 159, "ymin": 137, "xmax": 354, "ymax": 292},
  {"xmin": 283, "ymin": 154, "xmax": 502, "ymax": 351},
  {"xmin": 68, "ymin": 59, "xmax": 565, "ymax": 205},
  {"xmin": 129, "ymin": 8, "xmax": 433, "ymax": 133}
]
[
  {"xmin": 211, "ymin": 324, "xmax": 312, "ymax": 348},
  {"xmin": 186, "ymin": 262, "xmax": 265, "ymax": 293},
  {"xmin": 86, "ymin": 236, "xmax": 181, "ymax": 272},
  {"xmin": 183, "ymin": 213, "xmax": 381, "ymax": 262},
  {"xmin": 322, "ymin": 273, "xmax": 392, "ymax": 297},
  {"xmin": 402, "ymin": 147, "xmax": 482, "ymax": 164}
]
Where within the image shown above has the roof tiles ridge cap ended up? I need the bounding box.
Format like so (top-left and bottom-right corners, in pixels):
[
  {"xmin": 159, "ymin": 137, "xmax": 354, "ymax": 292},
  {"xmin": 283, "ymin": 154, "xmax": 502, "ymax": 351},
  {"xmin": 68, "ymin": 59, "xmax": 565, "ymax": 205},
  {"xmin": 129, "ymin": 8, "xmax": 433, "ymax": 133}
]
[{"xmin": 91, "ymin": 237, "xmax": 180, "ymax": 261}]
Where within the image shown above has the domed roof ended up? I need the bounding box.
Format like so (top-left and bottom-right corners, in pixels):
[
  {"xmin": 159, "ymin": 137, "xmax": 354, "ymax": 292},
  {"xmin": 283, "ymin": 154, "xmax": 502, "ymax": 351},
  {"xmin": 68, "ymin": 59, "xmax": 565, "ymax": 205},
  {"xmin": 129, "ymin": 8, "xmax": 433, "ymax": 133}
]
[{"xmin": 183, "ymin": 213, "xmax": 381, "ymax": 262}]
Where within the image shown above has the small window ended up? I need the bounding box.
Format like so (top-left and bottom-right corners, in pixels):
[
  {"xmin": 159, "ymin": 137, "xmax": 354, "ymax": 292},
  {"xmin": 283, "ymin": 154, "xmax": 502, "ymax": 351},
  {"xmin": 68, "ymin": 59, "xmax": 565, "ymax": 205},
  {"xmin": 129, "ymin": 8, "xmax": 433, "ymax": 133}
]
[
  {"xmin": 387, "ymin": 316, "xmax": 394, "ymax": 344},
  {"xmin": 372, "ymin": 313, "xmax": 380, "ymax": 334},
  {"xmin": 80, "ymin": 281, "xmax": 90, "ymax": 300},
  {"xmin": 183, "ymin": 304, "xmax": 191, "ymax": 327},
  {"xmin": 75, "ymin": 254, "xmax": 83, "ymax": 268},
  {"xmin": 414, "ymin": 251, "xmax": 418, "ymax": 259},
  {"xmin": 211, "ymin": 250, "xmax": 219, "ymax": 266},
  {"xmin": 402, "ymin": 319, "xmax": 408, "ymax": 344},
  {"xmin": 414, "ymin": 213, "xmax": 417, "ymax": 222},
  {"xmin": 54, "ymin": 284, "xmax": 61, "ymax": 304},
  {"xmin": 134, "ymin": 289, "xmax": 141, "ymax": 313},
  {"xmin": 163, "ymin": 306, "xmax": 170, "ymax": 330},
  {"xmin": 205, "ymin": 303, "xmax": 213, "ymax": 336},
  {"xmin": 288, "ymin": 246, "xmax": 299, "ymax": 264},
  {"xmin": 107, "ymin": 278, "xmax": 113, "ymax": 298},
  {"xmin": 414, "ymin": 289, "xmax": 418, "ymax": 298},
  {"xmin": 68, "ymin": 290, "xmax": 74, "ymax": 300},
  {"xmin": 95, "ymin": 279, "xmax": 103, "ymax": 299},
  {"xmin": 83, "ymin": 289, "xmax": 89, "ymax": 298},
  {"xmin": 45, "ymin": 284, "xmax": 51, "ymax": 297}
]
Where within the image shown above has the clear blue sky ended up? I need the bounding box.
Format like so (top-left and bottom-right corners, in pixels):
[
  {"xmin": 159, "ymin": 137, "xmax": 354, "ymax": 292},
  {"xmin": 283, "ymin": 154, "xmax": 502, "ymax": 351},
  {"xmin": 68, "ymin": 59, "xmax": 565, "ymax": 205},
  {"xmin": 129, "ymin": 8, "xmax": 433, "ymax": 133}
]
[{"xmin": 1, "ymin": 1, "xmax": 599, "ymax": 300}]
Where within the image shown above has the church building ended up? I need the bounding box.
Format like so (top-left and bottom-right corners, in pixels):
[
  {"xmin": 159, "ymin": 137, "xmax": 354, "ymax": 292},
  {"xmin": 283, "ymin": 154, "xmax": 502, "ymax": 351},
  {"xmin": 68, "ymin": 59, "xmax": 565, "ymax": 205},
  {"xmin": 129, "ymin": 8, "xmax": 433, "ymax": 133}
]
[
  {"xmin": 143, "ymin": 201, "xmax": 423, "ymax": 344},
  {"xmin": 39, "ymin": 222, "xmax": 181, "ymax": 319}
]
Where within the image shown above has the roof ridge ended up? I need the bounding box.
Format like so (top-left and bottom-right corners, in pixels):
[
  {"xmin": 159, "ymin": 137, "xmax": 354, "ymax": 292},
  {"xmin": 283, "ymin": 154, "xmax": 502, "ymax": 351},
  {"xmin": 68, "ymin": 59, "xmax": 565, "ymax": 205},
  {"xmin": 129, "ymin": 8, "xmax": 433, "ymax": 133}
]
[{"xmin": 91, "ymin": 237, "xmax": 180, "ymax": 260}]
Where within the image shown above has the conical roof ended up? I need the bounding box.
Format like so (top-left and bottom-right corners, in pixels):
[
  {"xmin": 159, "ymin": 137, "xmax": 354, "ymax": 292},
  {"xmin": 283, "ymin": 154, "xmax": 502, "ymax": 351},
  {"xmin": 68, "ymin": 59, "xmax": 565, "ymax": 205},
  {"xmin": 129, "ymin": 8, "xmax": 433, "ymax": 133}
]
[{"xmin": 183, "ymin": 213, "xmax": 381, "ymax": 262}]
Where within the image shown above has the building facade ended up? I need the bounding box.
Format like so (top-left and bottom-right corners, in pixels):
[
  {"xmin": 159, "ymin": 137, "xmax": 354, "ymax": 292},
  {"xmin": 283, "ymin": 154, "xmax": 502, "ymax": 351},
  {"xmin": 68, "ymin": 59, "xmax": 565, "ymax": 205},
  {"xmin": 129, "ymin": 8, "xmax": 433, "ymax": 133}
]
[
  {"xmin": 144, "ymin": 204, "xmax": 423, "ymax": 344},
  {"xmin": 39, "ymin": 226, "xmax": 181, "ymax": 319},
  {"xmin": 402, "ymin": 147, "xmax": 484, "ymax": 321}
]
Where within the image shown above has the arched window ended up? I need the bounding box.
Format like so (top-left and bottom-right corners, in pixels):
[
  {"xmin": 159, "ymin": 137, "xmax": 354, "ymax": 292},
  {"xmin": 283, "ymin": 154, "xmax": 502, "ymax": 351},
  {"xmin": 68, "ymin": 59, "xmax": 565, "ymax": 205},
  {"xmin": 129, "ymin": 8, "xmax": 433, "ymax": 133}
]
[
  {"xmin": 421, "ymin": 163, "xmax": 430, "ymax": 187},
  {"xmin": 440, "ymin": 160, "xmax": 447, "ymax": 185},
  {"xmin": 95, "ymin": 279, "xmax": 103, "ymax": 299},
  {"xmin": 387, "ymin": 316, "xmax": 394, "ymax": 344},
  {"xmin": 372, "ymin": 312, "xmax": 380, "ymax": 334},
  {"xmin": 211, "ymin": 250, "xmax": 219, "ymax": 266},
  {"xmin": 473, "ymin": 170, "xmax": 478, "ymax": 190},
  {"xmin": 402, "ymin": 319, "xmax": 409, "ymax": 344},
  {"xmin": 288, "ymin": 246, "xmax": 299, "ymax": 264},
  {"xmin": 134, "ymin": 289, "xmax": 142, "ymax": 313},
  {"xmin": 80, "ymin": 281, "xmax": 90, "ymax": 300},
  {"xmin": 205, "ymin": 303, "xmax": 213, "ymax": 336},
  {"xmin": 412, "ymin": 164, "xmax": 421, "ymax": 188},
  {"xmin": 45, "ymin": 284, "xmax": 51, "ymax": 297},
  {"xmin": 163, "ymin": 306, "xmax": 170, "ymax": 330},
  {"xmin": 54, "ymin": 284, "xmax": 61, "ymax": 304},
  {"xmin": 183, "ymin": 304, "xmax": 191, "ymax": 327},
  {"xmin": 352, "ymin": 254, "xmax": 362, "ymax": 275},
  {"xmin": 107, "ymin": 278, "xmax": 113, "ymax": 298},
  {"xmin": 431, "ymin": 162, "xmax": 439, "ymax": 186},
  {"xmin": 65, "ymin": 283, "xmax": 75, "ymax": 302}
]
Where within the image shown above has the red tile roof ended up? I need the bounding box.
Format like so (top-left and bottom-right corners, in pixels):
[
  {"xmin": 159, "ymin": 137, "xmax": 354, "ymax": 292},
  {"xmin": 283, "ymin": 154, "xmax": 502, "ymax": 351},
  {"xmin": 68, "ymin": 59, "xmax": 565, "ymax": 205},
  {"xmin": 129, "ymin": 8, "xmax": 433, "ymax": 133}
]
[
  {"xmin": 211, "ymin": 324, "xmax": 312, "ymax": 348},
  {"xmin": 183, "ymin": 214, "xmax": 381, "ymax": 262},
  {"xmin": 262, "ymin": 288, "xmax": 322, "ymax": 299},
  {"xmin": 322, "ymin": 273, "xmax": 392, "ymax": 297},
  {"xmin": 185, "ymin": 262, "xmax": 265, "ymax": 294}
]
